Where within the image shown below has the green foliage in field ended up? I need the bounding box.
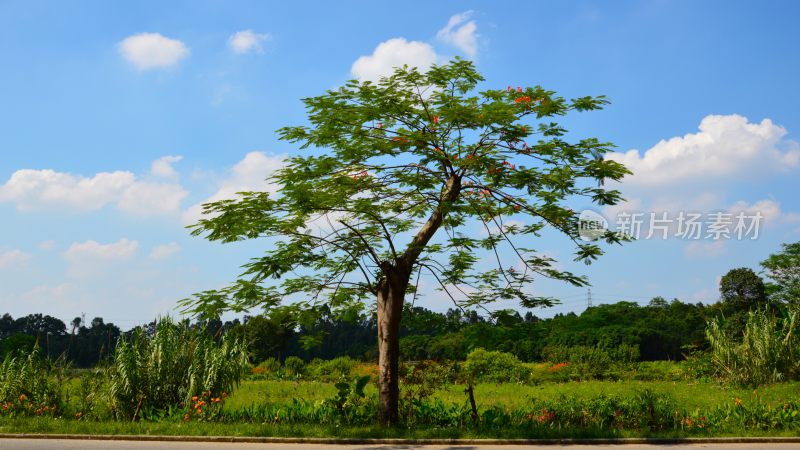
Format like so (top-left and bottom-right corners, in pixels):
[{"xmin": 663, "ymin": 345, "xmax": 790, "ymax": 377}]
[
  {"xmin": 707, "ymin": 306, "xmax": 800, "ymax": 386},
  {"xmin": 108, "ymin": 317, "xmax": 248, "ymax": 421},
  {"xmin": 206, "ymin": 383, "xmax": 800, "ymax": 433}
]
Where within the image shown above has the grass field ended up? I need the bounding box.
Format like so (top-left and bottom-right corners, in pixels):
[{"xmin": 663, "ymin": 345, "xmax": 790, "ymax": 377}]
[
  {"xmin": 2, "ymin": 378, "xmax": 798, "ymax": 438},
  {"xmin": 223, "ymin": 378, "xmax": 800, "ymax": 412}
]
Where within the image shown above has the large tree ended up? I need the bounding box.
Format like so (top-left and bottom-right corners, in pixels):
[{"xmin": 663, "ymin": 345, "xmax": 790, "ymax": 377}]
[
  {"xmin": 719, "ymin": 267, "xmax": 769, "ymax": 313},
  {"xmin": 182, "ymin": 59, "xmax": 629, "ymax": 424}
]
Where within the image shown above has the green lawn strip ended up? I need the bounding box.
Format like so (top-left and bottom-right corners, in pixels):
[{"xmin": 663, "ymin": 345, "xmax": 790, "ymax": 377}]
[{"xmin": 1, "ymin": 417, "xmax": 799, "ymax": 439}]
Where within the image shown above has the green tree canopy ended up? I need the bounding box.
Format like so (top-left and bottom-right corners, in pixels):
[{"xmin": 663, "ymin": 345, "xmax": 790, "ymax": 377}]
[
  {"xmin": 181, "ymin": 59, "xmax": 629, "ymax": 424},
  {"xmin": 719, "ymin": 267, "xmax": 768, "ymax": 314}
]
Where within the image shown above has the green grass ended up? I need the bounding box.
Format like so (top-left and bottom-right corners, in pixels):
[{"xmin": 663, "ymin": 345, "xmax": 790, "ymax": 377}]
[
  {"xmin": 440, "ymin": 380, "xmax": 800, "ymax": 411},
  {"xmin": 2, "ymin": 416, "xmax": 799, "ymax": 439},
  {"xmin": 5, "ymin": 378, "xmax": 799, "ymax": 439},
  {"xmin": 223, "ymin": 378, "xmax": 800, "ymax": 412}
]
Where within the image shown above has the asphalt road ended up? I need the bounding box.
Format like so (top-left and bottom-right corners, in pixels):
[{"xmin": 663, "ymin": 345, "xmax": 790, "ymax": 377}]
[{"xmin": 1, "ymin": 440, "xmax": 799, "ymax": 450}]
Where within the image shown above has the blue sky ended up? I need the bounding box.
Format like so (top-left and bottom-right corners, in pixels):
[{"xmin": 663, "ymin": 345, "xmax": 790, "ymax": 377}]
[{"xmin": 1, "ymin": 1, "xmax": 799, "ymax": 326}]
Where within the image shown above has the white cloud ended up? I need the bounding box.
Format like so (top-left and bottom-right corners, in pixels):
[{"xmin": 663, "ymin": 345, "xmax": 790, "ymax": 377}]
[
  {"xmin": 0, "ymin": 169, "xmax": 135, "ymax": 212},
  {"xmin": 38, "ymin": 240, "xmax": 56, "ymax": 251},
  {"xmin": 151, "ymin": 155, "xmax": 183, "ymax": 178},
  {"xmin": 436, "ymin": 11, "xmax": 478, "ymax": 58},
  {"xmin": 728, "ymin": 199, "xmax": 782, "ymax": 223},
  {"xmin": 63, "ymin": 238, "xmax": 139, "ymax": 263},
  {"xmin": 150, "ymin": 242, "xmax": 181, "ymax": 260},
  {"xmin": 0, "ymin": 156, "xmax": 187, "ymax": 216},
  {"xmin": 22, "ymin": 283, "xmax": 77, "ymax": 301},
  {"xmin": 228, "ymin": 29, "xmax": 271, "ymax": 54},
  {"xmin": 606, "ymin": 115, "xmax": 800, "ymax": 186},
  {"xmin": 118, "ymin": 181, "xmax": 188, "ymax": 217},
  {"xmin": 684, "ymin": 240, "xmax": 726, "ymax": 258},
  {"xmin": 0, "ymin": 249, "xmax": 31, "ymax": 269},
  {"xmin": 351, "ymin": 38, "xmax": 439, "ymax": 82},
  {"xmin": 727, "ymin": 198, "xmax": 800, "ymax": 230},
  {"xmin": 118, "ymin": 33, "xmax": 189, "ymax": 70},
  {"xmin": 183, "ymin": 152, "xmax": 286, "ymax": 224}
]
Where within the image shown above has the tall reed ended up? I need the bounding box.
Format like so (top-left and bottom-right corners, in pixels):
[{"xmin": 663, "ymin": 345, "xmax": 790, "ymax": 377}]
[
  {"xmin": 108, "ymin": 317, "xmax": 248, "ymax": 420},
  {"xmin": 707, "ymin": 306, "xmax": 799, "ymax": 386}
]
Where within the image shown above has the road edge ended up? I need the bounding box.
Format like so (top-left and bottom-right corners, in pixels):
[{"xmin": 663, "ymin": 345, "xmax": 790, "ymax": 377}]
[{"xmin": 1, "ymin": 434, "xmax": 800, "ymax": 445}]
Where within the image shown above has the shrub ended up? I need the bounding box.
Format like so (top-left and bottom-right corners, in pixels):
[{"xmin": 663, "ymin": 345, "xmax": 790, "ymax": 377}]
[
  {"xmin": 463, "ymin": 348, "xmax": 526, "ymax": 383},
  {"xmin": 306, "ymin": 356, "xmax": 357, "ymax": 381},
  {"xmin": 256, "ymin": 357, "xmax": 281, "ymax": 374},
  {"xmin": 542, "ymin": 345, "xmax": 615, "ymax": 380},
  {"xmin": 283, "ymin": 356, "xmax": 305, "ymax": 376},
  {"xmin": 108, "ymin": 317, "xmax": 248, "ymax": 421}
]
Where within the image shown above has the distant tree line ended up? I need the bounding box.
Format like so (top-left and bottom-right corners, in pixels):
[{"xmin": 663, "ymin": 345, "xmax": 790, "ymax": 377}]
[
  {"xmin": 2, "ymin": 240, "xmax": 796, "ymax": 367},
  {"xmin": 230, "ymin": 299, "xmax": 712, "ymax": 364}
]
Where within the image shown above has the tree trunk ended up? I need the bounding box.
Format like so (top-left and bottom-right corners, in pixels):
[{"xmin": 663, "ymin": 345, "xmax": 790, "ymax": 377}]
[
  {"xmin": 376, "ymin": 175, "xmax": 460, "ymax": 425},
  {"xmin": 376, "ymin": 270, "xmax": 407, "ymax": 425}
]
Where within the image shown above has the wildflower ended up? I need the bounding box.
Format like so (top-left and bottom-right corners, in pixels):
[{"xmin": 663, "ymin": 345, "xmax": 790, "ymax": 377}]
[
  {"xmin": 75, "ymin": 412, "xmax": 83, "ymax": 419},
  {"xmin": 735, "ymin": 397, "xmax": 742, "ymax": 406},
  {"xmin": 517, "ymin": 87, "xmax": 522, "ymax": 92},
  {"xmin": 433, "ymin": 115, "xmax": 439, "ymax": 124},
  {"xmin": 18, "ymin": 394, "xmax": 27, "ymax": 402},
  {"xmin": 507, "ymin": 86, "xmax": 512, "ymax": 92},
  {"xmin": 191, "ymin": 396, "xmax": 198, "ymax": 402}
]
